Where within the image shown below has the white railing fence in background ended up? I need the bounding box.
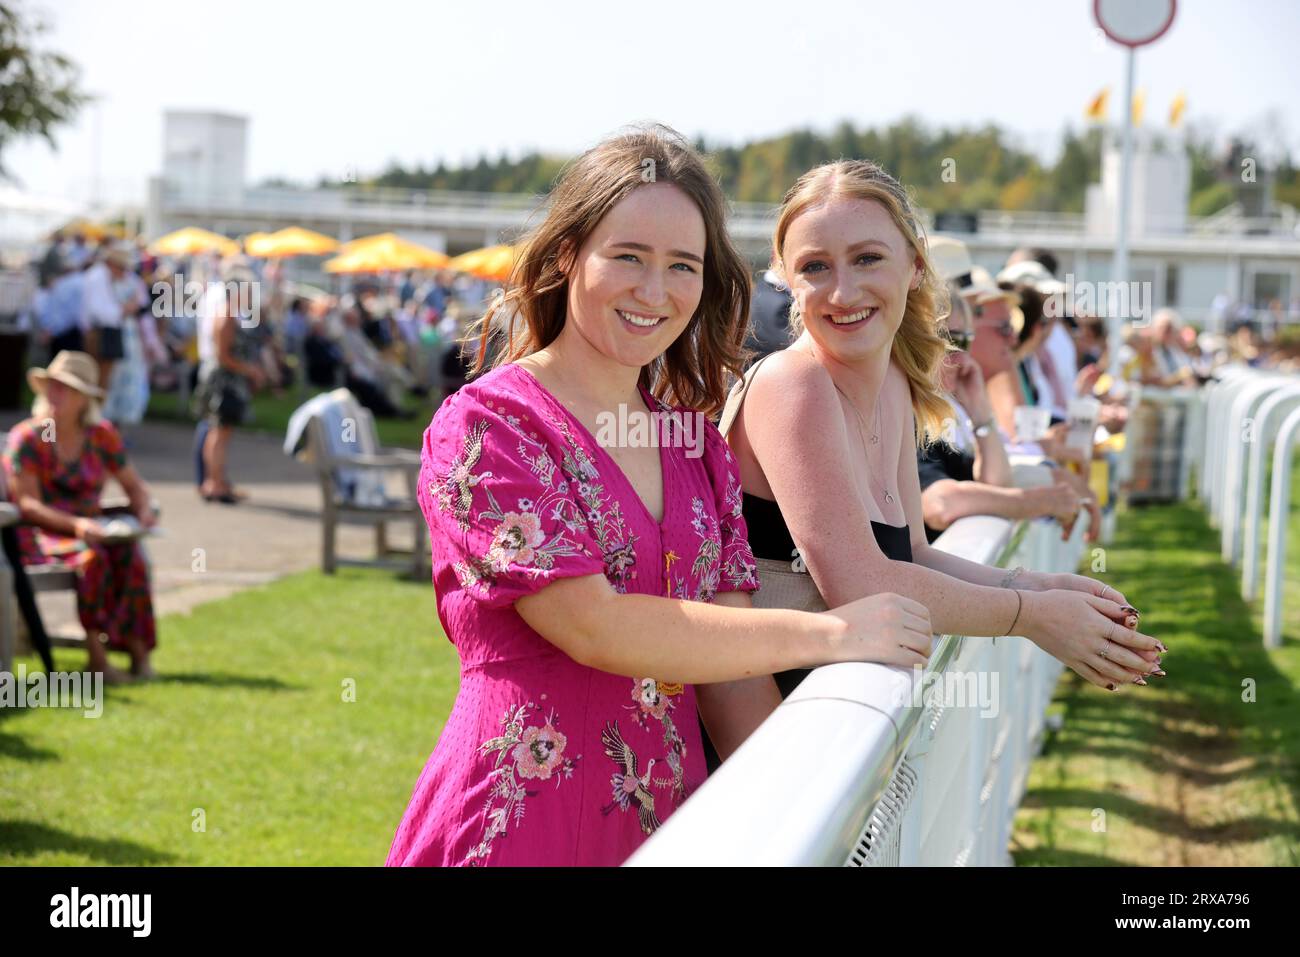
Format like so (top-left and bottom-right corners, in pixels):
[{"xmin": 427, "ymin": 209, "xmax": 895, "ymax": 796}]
[
  {"xmin": 1264, "ymin": 405, "xmax": 1300, "ymax": 648},
  {"xmin": 1219, "ymin": 374, "xmax": 1290, "ymax": 562},
  {"xmin": 628, "ymin": 363, "xmax": 1297, "ymax": 867},
  {"xmin": 1243, "ymin": 383, "xmax": 1300, "ymax": 601},
  {"xmin": 627, "ymin": 513, "xmax": 1087, "ymax": 867},
  {"xmin": 1144, "ymin": 364, "xmax": 1300, "ymax": 649}
]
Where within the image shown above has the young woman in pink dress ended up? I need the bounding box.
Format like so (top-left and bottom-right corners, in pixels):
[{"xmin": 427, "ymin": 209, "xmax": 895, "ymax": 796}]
[{"xmin": 386, "ymin": 126, "xmax": 932, "ymax": 867}]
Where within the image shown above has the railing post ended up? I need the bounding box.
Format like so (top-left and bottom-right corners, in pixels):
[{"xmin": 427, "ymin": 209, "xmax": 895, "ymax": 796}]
[
  {"xmin": 1263, "ymin": 406, "xmax": 1300, "ymax": 648},
  {"xmin": 1242, "ymin": 384, "xmax": 1300, "ymax": 600},
  {"xmin": 1221, "ymin": 376, "xmax": 1287, "ymax": 565},
  {"xmin": 1179, "ymin": 389, "xmax": 1206, "ymax": 501},
  {"xmin": 1207, "ymin": 369, "xmax": 1262, "ymax": 522},
  {"xmin": 1202, "ymin": 369, "xmax": 1243, "ymax": 508}
]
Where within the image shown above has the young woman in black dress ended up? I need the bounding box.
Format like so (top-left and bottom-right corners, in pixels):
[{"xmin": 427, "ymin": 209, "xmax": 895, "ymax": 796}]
[{"xmin": 723, "ymin": 160, "xmax": 1164, "ymax": 701}]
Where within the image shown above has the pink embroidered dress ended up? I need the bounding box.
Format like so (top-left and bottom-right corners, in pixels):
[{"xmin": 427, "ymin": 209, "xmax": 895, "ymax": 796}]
[{"xmin": 387, "ymin": 363, "xmax": 760, "ymax": 866}]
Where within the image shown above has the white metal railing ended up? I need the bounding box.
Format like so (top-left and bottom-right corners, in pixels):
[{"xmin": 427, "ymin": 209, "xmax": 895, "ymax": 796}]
[
  {"xmin": 1264, "ymin": 406, "xmax": 1300, "ymax": 647},
  {"xmin": 1219, "ymin": 373, "xmax": 1290, "ymax": 562},
  {"xmin": 163, "ymin": 183, "xmax": 545, "ymax": 215},
  {"xmin": 1171, "ymin": 364, "xmax": 1300, "ymax": 647},
  {"xmin": 1203, "ymin": 367, "xmax": 1258, "ymax": 519},
  {"xmin": 627, "ymin": 512, "xmax": 1088, "ymax": 867},
  {"xmin": 1242, "ymin": 383, "xmax": 1300, "ymax": 600},
  {"xmin": 159, "ymin": 183, "xmax": 1300, "ymax": 243}
]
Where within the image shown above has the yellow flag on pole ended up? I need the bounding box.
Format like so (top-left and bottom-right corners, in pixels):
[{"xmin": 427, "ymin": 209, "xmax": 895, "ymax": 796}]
[
  {"xmin": 1169, "ymin": 91, "xmax": 1187, "ymax": 127},
  {"xmin": 1132, "ymin": 89, "xmax": 1146, "ymax": 126},
  {"xmin": 1085, "ymin": 88, "xmax": 1110, "ymax": 123}
]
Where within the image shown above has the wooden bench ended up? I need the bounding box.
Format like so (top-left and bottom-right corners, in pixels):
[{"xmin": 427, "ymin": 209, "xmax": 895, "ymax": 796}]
[{"xmin": 291, "ymin": 392, "xmax": 428, "ymax": 580}]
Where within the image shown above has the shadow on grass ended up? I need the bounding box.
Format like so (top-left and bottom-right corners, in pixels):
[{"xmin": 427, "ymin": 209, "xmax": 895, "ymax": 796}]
[
  {"xmin": 0, "ymin": 820, "xmax": 178, "ymax": 865},
  {"xmin": 1019, "ymin": 787, "xmax": 1300, "ymax": 845},
  {"xmin": 1021, "ymin": 499, "xmax": 1300, "ymax": 862},
  {"xmin": 1014, "ymin": 848, "xmax": 1138, "ymax": 866},
  {"xmin": 1043, "ymin": 742, "xmax": 1280, "ymax": 788},
  {"xmin": 0, "ymin": 730, "xmax": 58, "ymax": 762},
  {"xmin": 150, "ymin": 672, "xmax": 301, "ymax": 691}
]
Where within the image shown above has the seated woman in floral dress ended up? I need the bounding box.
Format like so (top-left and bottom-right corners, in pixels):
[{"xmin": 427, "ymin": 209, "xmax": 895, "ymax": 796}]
[
  {"xmin": 3, "ymin": 350, "xmax": 158, "ymax": 682},
  {"xmin": 386, "ymin": 126, "xmax": 933, "ymax": 867}
]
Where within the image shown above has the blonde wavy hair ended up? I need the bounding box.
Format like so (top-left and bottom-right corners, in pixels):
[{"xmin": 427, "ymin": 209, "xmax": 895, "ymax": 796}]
[{"xmin": 771, "ymin": 159, "xmax": 952, "ymax": 445}]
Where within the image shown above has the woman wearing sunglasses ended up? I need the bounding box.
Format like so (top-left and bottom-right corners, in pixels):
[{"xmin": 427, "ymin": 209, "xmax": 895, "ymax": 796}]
[{"xmin": 917, "ymin": 242, "xmax": 1099, "ymax": 544}]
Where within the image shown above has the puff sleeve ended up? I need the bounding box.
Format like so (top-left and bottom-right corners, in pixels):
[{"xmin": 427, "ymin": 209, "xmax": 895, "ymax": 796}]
[{"xmin": 418, "ymin": 384, "xmax": 608, "ymax": 609}]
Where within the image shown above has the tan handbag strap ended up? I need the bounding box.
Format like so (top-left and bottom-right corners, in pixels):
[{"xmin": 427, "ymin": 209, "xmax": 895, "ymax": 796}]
[{"xmin": 718, "ymin": 353, "xmax": 777, "ymax": 440}]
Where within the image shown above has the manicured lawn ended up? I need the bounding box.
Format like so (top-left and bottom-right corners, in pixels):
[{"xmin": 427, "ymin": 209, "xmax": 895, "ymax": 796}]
[
  {"xmin": 146, "ymin": 388, "xmax": 435, "ymax": 450},
  {"xmin": 5, "ymin": 454, "xmax": 1298, "ymax": 866},
  {"xmin": 1011, "ymin": 465, "xmax": 1300, "ymax": 865},
  {"xmin": 0, "ymin": 568, "xmax": 458, "ymax": 866}
]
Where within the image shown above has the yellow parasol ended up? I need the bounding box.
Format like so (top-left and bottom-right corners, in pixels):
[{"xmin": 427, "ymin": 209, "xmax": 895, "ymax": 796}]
[
  {"xmin": 150, "ymin": 227, "xmax": 241, "ymax": 257},
  {"xmin": 447, "ymin": 244, "xmax": 517, "ymax": 281},
  {"xmin": 246, "ymin": 226, "xmax": 340, "ymax": 258},
  {"xmin": 244, "ymin": 231, "xmax": 274, "ymax": 253},
  {"xmin": 324, "ymin": 233, "xmax": 449, "ymax": 273},
  {"xmin": 54, "ymin": 218, "xmax": 130, "ymax": 242}
]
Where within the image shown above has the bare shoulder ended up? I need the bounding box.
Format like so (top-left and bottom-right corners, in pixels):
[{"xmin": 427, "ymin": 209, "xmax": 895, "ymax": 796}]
[{"xmin": 747, "ymin": 347, "xmax": 838, "ymax": 412}]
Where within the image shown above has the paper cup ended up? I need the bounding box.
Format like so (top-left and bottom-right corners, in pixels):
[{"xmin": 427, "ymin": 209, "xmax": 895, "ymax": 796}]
[{"xmin": 1014, "ymin": 405, "xmax": 1052, "ymax": 442}]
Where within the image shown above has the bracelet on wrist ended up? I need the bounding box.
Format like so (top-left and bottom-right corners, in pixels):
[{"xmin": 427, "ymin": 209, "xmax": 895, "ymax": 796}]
[
  {"xmin": 999, "ymin": 565, "xmax": 1025, "ymax": 589},
  {"xmin": 1004, "ymin": 589, "xmax": 1024, "ymax": 636}
]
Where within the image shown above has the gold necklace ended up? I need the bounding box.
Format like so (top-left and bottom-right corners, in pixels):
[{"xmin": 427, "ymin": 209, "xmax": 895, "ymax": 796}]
[{"xmin": 834, "ymin": 383, "xmax": 896, "ymax": 508}]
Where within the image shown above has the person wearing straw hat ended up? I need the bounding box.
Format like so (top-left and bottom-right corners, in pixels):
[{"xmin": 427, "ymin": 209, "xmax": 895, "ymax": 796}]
[{"xmin": 2, "ymin": 351, "xmax": 159, "ymax": 683}]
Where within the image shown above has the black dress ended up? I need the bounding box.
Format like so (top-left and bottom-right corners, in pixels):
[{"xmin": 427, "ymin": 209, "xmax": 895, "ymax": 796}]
[
  {"xmin": 701, "ymin": 493, "xmax": 915, "ymax": 773},
  {"xmin": 741, "ymin": 492, "xmax": 914, "ymax": 698}
]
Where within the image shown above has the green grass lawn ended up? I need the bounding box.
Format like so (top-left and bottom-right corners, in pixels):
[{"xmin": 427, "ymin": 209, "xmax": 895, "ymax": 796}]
[
  {"xmin": 1012, "ymin": 458, "xmax": 1300, "ymax": 866},
  {"xmin": 0, "ymin": 568, "xmax": 458, "ymax": 866},
  {"xmin": 145, "ymin": 388, "xmax": 435, "ymax": 450},
  {"xmin": 5, "ymin": 451, "xmax": 1300, "ymax": 866}
]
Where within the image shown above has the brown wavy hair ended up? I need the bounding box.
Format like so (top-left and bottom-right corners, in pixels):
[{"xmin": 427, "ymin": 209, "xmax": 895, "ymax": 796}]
[
  {"xmin": 770, "ymin": 159, "xmax": 952, "ymax": 444},
  {"xmin": 471, "ymin": 124, "xmax": 751, "ymax": 417}
]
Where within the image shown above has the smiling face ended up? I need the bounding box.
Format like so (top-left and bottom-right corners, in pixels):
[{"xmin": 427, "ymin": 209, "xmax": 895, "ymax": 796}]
[
  {"xmin": 561, "ymin": 181, "xmax": 706, "ymax": 372},
  {"xmin": 779, "ymin": 196, "xmax": 921, "ymax": 365}
]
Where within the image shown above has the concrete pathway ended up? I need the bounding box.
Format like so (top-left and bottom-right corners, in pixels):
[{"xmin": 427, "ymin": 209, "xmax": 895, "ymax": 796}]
[{"xmin": 1, "ymin": 413, "xmax": 418, "ymax": 637}]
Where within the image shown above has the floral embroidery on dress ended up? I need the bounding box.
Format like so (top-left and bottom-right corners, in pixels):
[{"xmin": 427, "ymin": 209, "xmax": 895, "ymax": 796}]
[
  {"xmin": 551, "ymin": 418, "xmax": 639, "ymax": 592},
  {"xmin": 664, "ymin": 497, "xmax": 722, "ymax": 602},
  {"xmin": 625, "ymin": 678, "xmax": 690, "ymax": 802},
  {"xmin": 717, "ymin": 459, "xmax": 760, "ymax": 592},
  {"xmin": 431, "ymin": 415, "xmax": 640, "ymax": 599},
  {"xmin": 688, "ymin": 497, "xmax": 722, "ymax": 602},
  {"xmin": 466, "ymin": 701, "xmax": 579, "ymax": 865},
  {"xmin": 600, "ymin": 721, "xmax": 662, "ymax": 837}
]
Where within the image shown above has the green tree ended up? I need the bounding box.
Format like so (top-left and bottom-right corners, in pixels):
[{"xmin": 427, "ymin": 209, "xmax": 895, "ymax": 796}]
[{"xmin": 0, "ymin": 3, "xmax": 87, "ymax": 175}]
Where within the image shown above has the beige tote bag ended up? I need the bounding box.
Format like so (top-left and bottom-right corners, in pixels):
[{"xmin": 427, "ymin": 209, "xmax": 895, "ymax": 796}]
[{"xmin": 719, "ymin": 355, "xmax": 828, "ymax": 613}]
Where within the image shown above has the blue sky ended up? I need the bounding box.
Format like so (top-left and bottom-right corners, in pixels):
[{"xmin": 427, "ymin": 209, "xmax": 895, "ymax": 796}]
[{"xmin": 11, "ymin": 0, "xmax": 1300, "ymax": 207}]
